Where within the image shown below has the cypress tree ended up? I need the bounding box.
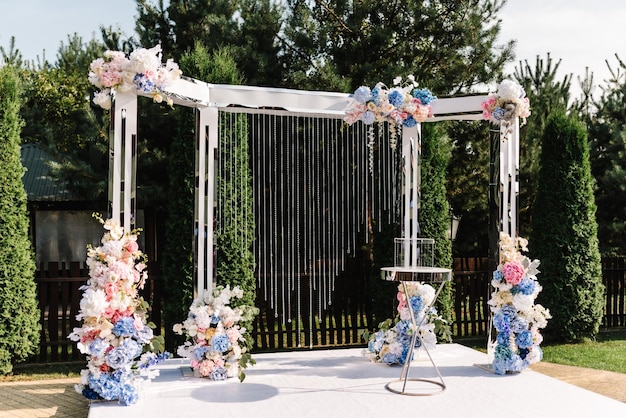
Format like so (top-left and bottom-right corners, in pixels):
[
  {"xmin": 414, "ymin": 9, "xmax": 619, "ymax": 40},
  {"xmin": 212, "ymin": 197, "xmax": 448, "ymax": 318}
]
[
  {"xmin": 0, "ymin": 65, "xmax": 40, "ymax": 374},
  {"xmin": 530, "ymin": 111, "xmax": 604, "ymax": 342}
]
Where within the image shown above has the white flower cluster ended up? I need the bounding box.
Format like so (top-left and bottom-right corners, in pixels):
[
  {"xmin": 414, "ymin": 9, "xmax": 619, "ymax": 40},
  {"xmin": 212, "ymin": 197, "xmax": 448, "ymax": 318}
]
[
  {"xmin": 173, "ymin": 285, "xmax": 257, "ymax": 381},
  {"xmin": 89, "ymin": 45, "xmax": 182, "ymax": 110}
]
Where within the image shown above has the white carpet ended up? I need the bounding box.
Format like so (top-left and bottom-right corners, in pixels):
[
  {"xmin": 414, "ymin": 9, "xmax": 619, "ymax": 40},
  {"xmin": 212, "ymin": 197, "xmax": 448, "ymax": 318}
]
[{"xmin": 88, "ymin": 344, "xmax": 626, "ymax": 418}]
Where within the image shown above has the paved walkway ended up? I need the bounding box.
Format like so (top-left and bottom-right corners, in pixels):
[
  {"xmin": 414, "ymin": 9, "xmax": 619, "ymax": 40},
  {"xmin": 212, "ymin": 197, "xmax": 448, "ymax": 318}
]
[{"xmin": 0, "ymin": 362, "xmax": 624, "ymax": 417}]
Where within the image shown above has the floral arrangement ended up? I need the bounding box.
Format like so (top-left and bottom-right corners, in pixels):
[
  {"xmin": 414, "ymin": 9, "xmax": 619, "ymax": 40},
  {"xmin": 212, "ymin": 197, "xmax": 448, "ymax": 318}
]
[
  {"xmin": 88, "ymin": 45, "xmax": 182, "ymax": 110},
  {"xmin": 173, "ymin": 285, "xmax": 258, "ymax": 382},
  {"xmin": 344, "ymin": 75, "xmax": 436, "ymax": 130},
  {"xmin": 363, "ymin": 282, "xmax": 448, "ymax": 365},
  {"xmin": 69, "ymin": 215, "xmax": 169, "ymax": 405},
  {"xmin": 344, "ymin": 75, "xmax": 436, "ymax": 171},
  {"xmin": 487, "ymin": 232, "xmax": 551, "ymax": 375},
  {"xmin": 481, "ymin": 79, "xmax": 531, "ymax": 127}
]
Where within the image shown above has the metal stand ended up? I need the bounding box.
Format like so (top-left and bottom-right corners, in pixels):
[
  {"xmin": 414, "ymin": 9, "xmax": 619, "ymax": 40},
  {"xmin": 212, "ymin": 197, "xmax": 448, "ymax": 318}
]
[{"xmin": 380, "ymin": 266, "xmax": 452, "ymax": 396}]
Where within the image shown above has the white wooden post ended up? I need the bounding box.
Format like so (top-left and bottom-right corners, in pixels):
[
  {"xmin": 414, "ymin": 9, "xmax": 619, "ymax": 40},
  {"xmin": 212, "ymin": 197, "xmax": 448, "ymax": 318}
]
[
  {"xmin": 109, "ymin": 91, "xmax": 137, "ymax": 230},
  {"xmin": 195, "ymin": 106, "xmax": 219, "ymax": 298},
  {"xmin": 400, "ymin": 125, "xmax": 420, "ymax": 267},
  {"xmin": 499, "ymin": 118, "xmax": 519, "ymax": 237}
]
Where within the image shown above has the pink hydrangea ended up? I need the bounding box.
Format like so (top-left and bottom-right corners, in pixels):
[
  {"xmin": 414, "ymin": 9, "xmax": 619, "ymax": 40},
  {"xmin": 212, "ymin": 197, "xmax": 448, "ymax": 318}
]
[{"xmin": 502, "ymin": 260, "xmax": 525, "ymax": 285}]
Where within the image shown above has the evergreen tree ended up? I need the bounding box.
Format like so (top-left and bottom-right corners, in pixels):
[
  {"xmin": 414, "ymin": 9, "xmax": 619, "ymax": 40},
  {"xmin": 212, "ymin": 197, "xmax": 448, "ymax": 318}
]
[
  {"xmin": 0, "ymin": 65, "xmax": 40, "ymax": 374},
  {"xmin": 513, "ymin": 54, "xmax": 571, "ymax": 238},
  {"xmin": 280, "ymin": 0, "xmax": 514, "ymax": 93},
  {"xmin": 531, "ymin": 111, "xmax": 604, "ymax": 342},
  {"xmin": 420, "ymin": 123, "xmax": 453, "ymax": 340},
  {"xmin": 585, "ymin": 55, "xmax": 626, "ymax": 255}
]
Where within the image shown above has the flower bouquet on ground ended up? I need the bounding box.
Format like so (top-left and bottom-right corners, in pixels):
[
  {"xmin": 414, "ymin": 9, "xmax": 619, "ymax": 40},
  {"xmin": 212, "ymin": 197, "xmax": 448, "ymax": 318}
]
[
  {"xmin": 487, "ymin": 232, "xmax": 551, "ymax": 375},
  {"xmin": 363, "ymin": 282, "xmax": 450, "ymax": 365},
  {"xmin": 69, "ymin": 215, "xmax": 169, "ymax": 406},
  {"xmin": 173, "ymin": 285, "xmax": 258, "ymax": 382}
]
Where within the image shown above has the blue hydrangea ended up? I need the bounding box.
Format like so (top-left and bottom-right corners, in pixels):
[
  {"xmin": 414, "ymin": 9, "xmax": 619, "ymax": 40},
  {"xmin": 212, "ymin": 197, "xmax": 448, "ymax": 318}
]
[
  {"xmin": 515, "ymin": 330, "xmax": 534, "ymax": 349},
  {"xmin": 210, "ymin": 366, "xmax": 229, "ymax": 381},
  {"xmin": 112, "ymin": 317, "xmax": 136, "ymax": 337},
  {"xmin": 409, "ymin": 295, "xmax": 424, "ymax": 315},
  {"xmin": 210, "ymin": 313, "xmax": 221, "ymax": 325},
  {"xmin": 395, "ymin": 320, "xmax": 410, "ymax": 336},
  {"xmin": 492, "ymin": 107, "xmax": 505, "ymax": 120},
  {"xmin": 105, "ymin": 346, "xmax": 132, "ymax": 370},
  {"xmin": 493, "ymin": 311, "xmax": 511, "ymax": 332},
  {"xmin": 371, "ymin": 87, "xmax": 381, "ymax": 105},
  {"xmin": 135, "ymin": 325, "xmax": 154, "ymax": 343},
  {"xmin": 361, "ymin": 111, "xmax": 375, "ymax": 125},
  {"xmin": 494, "ymin": 343, "xmax": 512, "ymax": 361},
  {"xmin": 492, "ymin": 269, "xmax": 504, "ymax": 281},
  {"xmin": 492, "ymin": 358, "xmax": 508, "ymax": 375},
  {"xmin": 211, "ymin": 334, "xmax": 231, "ymax": 353},
  {"xmin": 412, "ymin": 88, "xmax": 437, "ymax": 105},
  {"xmin": 118, "ymin": 384, "xmax": 139, "ymax": 406},
  {"xmin": 89, "ymin": 338, "xmax": 110, "ymax": 357},
  {"xmin": 120, "ymin": 338, "xmax": 142, "ymax": 360},
  {"xmin": 516, "ymin": 277, "xmax": 536, "ymax": 295},
  {"xmin": 510, "ymin": 317, "xmax": 529, "ymax": 334},
  {"xmin": 194, "ymin": 345, "xmax": 210, "ymax": 360},
  {"xmin": 88, "ymin": 373, "xmax": 121, "ymax": 401},
  {"xmin": 402, "ymin": 115, "xmax": 417, "ymax": 127},
  {"xmin": 500, "ymin": 304, "xmax": 517, "ymax": 320},
  {"xmin": 388, "ymin": 90, "xmax": 404, "ymax": 107},
  {"xmin": 399, "ymin": 344, "xmax": 410, "ymax": 364},
  {"xmin": 496, "ymin": 330, "xmax": 510, "ymax": 346},
  {"xmin": 353, "ymin": 86, "xmax": 372, "ymax": 104},
  {"xmin": 133, "ymin": 74, "xmax": 155, "ymax": 93},
  {"xmin": 381, "ymin": 352, "xmax": 400, "ymax": 365}
]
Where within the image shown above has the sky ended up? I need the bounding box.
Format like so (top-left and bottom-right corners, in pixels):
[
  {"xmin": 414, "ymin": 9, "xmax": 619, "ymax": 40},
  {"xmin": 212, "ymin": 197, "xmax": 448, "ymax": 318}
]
[{"xmin": 1, "ymin": 0, "xmax": 624, "ymax": 98}]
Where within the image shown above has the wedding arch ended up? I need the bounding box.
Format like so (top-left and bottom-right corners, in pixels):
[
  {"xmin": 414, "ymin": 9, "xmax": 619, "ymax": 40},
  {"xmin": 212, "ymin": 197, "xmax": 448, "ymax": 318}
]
[{"xmin": 106, "ymin": 74, "xmax": 520, "ymax": 341}]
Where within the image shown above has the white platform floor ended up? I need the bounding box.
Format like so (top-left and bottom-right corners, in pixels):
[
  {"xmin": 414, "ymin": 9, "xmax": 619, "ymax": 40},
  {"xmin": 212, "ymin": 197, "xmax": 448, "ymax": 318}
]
[{"xmin": 88, "ymin": 343, "xmax": 626, "ymax": 418}]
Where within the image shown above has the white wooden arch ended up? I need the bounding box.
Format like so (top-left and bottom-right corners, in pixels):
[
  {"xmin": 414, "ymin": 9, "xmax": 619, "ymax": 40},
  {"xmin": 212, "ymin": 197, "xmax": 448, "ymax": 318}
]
[{"xmin": 109, "ymin": 77, "xmax": 519, "ymax": 296}]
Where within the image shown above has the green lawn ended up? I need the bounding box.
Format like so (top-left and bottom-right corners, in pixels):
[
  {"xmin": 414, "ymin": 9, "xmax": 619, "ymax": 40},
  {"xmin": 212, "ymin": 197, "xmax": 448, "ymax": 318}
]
[
  {"xmin": 541, "ymin": 328, "xmax": 626, "ymax": 374},
  {"xmin": 458, "ymin": 328, "xmax": 626, "ymax": 375}
]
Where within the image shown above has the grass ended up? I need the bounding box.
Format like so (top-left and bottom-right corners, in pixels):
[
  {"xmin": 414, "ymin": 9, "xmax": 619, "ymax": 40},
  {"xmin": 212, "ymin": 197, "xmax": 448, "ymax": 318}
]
[
  {"xmin": 2, "ymin": 328, "xmax": 625, "ymax": 382},
  {"xmin": 0, "ymin": 362, "xmax": 84, "ymax": 382},
  {"xmin": 540, "ymin": 328, "xmax": 626, "ymax": 374},
  {"xmin": 456, "ymin": 327, "xmax": 626, "ymax": 375}
]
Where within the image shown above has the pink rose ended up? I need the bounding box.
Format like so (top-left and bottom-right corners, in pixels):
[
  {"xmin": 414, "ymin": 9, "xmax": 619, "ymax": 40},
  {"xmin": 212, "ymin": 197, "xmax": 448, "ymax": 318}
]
[{"xmin": 502, "ymin": 261, "xmax": 525, "ymax": 285}]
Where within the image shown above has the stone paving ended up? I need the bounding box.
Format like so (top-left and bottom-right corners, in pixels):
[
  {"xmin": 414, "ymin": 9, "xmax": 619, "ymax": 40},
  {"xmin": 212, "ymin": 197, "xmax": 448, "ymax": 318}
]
[{"xmin": 0, "ymin": 363, "xmax": 624, "ymax": 417}]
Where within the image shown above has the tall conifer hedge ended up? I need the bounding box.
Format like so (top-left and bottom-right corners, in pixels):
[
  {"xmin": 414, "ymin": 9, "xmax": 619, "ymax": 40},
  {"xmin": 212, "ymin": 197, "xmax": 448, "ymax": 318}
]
[
  {"xmin": 0, "ymin": 65, "xmax": 40, "ymax": 374},
  {"xmin": 530, "ymin": 111, "xmax": 604, "ymax": 342}
]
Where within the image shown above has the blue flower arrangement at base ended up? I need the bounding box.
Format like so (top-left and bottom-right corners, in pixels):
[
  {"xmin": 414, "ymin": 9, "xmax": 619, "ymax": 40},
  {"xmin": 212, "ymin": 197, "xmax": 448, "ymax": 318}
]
[
  {"xmin": 363, "ymin": 282, "xmax": 447, "ymax": 365},
  {"xmin": 488, "ymin": 233, "xmax": 551, "ymax": 375},
  {"xmin": 69, "ymin": 215, "xmax": 169, "ymax": 406}
]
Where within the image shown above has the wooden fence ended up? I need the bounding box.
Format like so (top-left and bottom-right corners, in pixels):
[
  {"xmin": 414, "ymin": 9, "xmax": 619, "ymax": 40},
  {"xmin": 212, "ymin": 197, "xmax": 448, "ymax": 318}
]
[{"xmin": 31, "ymin": 257, "xmax": 626, "ymax": 362}]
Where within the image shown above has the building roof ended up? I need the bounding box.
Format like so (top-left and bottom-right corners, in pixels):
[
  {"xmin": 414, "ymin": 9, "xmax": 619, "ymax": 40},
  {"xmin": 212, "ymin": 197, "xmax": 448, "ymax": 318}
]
[{"xmin": 21, "ymin": 143, "xmax": 79, "ymax": 202}]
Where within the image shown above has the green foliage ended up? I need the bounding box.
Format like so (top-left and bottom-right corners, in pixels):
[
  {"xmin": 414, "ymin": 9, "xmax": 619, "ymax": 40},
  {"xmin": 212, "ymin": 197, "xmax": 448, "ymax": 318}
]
[
  {"xmin": 446, "ymin": 121, "xmax": 491, "ymax": 256},
  {"xmin": 513, "ymin": 54, "xmax": 572, "ymax": 238},
  {"xmin": 420, "ymin": 123, "xmax": 453, "ymax": 337},
  {"xmin": 19, "ymin": 34, "xmax": 108, "ymax": 202},
  {"xmin": 531, "ymin": 111, "xmax": 604, "ymax": 342},
  {"xmin": 585, "ymin": 54, "xmax": 626, "ymax": 255},
  {"xmin": 281, "ymin": 0, "xmax": 514, "ymax": 93},
  {"xmin": 0, "ymin": 65, "xmax": 40, "ymax": 374}
]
